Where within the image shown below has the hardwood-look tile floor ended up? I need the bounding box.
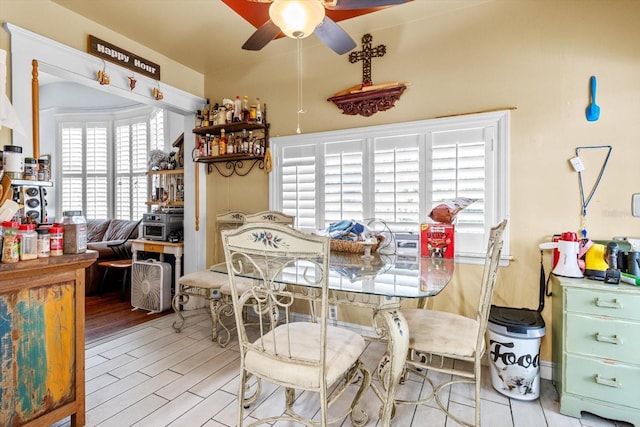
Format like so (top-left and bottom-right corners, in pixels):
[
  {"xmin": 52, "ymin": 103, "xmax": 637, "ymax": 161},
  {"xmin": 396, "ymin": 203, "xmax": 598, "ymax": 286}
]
[{"xmin": 52, "ymin": 309, "xmax": 634, "ymax": 427}]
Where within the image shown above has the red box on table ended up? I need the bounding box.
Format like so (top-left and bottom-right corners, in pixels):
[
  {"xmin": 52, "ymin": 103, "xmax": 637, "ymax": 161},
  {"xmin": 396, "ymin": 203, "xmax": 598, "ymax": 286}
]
[{"xmin": 420, "ymin": 223, "xmax": 455, "ymax": 258}]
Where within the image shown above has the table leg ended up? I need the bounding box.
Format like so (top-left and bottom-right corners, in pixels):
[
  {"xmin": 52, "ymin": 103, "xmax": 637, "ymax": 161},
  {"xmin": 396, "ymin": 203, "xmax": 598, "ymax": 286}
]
[
  {"xmin": 373, "ymin": 308, "xmax": 409, "ymax": 426},
  {"xmin": 175, "ymin": 252, "xmax": 182, "ymax": 287}
]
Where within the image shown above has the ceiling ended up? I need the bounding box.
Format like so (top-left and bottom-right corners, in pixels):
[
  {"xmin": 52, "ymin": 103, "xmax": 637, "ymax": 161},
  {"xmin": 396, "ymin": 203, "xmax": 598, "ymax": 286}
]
[{"xmin": 51, "ymin": 0, "xmax": 486, "ymax": 76}]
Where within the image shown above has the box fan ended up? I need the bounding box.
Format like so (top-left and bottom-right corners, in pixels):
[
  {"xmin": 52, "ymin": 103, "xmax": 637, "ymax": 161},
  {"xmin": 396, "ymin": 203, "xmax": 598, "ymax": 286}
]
[{"xmin": 131, "ymin": 259, "xmax": 172, "ymax": 313}]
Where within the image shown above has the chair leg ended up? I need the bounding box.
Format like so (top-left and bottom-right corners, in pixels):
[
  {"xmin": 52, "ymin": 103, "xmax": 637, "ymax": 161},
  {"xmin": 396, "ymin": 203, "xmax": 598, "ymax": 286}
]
[
  {"xmin": 474, "ymin": 360, "xmax": 482, "ymax": 427},
  {"xmin": 209, "ymin": 297, "xmax": 219, "ymax": 342},
  {"xmin": 214, "ymin": 295, "xmax": 233, "ymax": 348},
  {"xmin": 349, "ymin": 362, "xmax": 372, "ymax": 427},
  {"xmin": 98, "ymin": 267, "xmax": 109, "ymax": 296},
  {"xmin": 171, "ymin": 286, "xmax": 188, "ymax": 333},
  {"xmin": 121, "ymin": 268, "xmax": 130, "ymax": 302}
]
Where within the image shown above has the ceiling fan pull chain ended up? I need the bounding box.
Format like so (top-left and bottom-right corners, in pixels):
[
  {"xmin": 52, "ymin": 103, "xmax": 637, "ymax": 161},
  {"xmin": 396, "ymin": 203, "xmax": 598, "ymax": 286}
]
[{"xmin": 296, "ymin": 37, "xmax": 305, "ymax": 134}]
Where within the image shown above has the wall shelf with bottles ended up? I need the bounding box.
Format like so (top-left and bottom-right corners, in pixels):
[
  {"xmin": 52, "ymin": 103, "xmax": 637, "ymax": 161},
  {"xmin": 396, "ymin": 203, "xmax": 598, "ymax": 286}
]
[
  {"xmin": 192, "ymin": 108, "xmax": 269, "ymax": 177},
  {"xmin": 146, "ymin": 169, "xmax": 184, "ymax": 208}
]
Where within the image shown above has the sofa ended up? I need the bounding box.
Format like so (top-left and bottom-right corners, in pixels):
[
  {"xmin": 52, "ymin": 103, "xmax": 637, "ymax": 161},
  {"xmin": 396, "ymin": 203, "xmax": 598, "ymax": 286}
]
[{"xmin": 85, "ymin": 218, "xmax": 140, "ymax": 295}]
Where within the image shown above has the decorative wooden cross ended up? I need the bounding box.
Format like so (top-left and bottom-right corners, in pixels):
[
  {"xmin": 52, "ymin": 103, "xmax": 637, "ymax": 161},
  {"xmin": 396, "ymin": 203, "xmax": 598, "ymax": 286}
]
[{"xmin": 348, "ymin": 34, "xmax": 386, "ymax": 86}]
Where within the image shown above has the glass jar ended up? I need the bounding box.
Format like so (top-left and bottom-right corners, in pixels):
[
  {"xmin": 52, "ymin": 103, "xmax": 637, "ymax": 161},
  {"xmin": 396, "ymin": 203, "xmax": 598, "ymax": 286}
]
[
  {"xmin": 37, "ymin": 227, "xmax": 50, "ymax": 258},
  {"xmin": 3, "ymin": 145, "xmax": 23, "ymax": 179},
  {"xmin": 37, "ymin": 158, "xmax": 51, "ymax": 181},
  {"xmin": 50, "ymin": 225, "xmax": 64, "ymax": 256},
  {"xmin": 23, "ymin": 157, "xmax": 37, "ymax": 180},
  {"xmin": 62, "ymin": 211, "xmax": 87, "ymax": 254},
  {"xmin": 2, "ymin": 221, "xmax": 20, "ymax": 263},
  {"xmin": 18, "ymin": 224, "xmax": 37, "ymax": 260}
]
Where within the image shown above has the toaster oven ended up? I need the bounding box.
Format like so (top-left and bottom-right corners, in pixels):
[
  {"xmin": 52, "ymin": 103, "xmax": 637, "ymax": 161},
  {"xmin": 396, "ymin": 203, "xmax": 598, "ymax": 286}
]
[{"xmin": 141, "ymin": 212, "xmax": 183, "ymax": 241}]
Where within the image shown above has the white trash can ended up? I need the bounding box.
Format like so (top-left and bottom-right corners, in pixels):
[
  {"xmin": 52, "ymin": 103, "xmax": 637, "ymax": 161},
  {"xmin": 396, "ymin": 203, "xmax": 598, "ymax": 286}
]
[{"xmin": 487, "ymin": 306, "xmax": 546, "ymax": 401}]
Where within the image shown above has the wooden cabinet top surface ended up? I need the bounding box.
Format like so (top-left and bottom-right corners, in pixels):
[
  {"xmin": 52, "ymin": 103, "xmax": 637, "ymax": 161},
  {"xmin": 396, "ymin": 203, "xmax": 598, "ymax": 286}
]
[{"xmin": 0, "ymin": 250, "xmax": 98, "ymax": 284}]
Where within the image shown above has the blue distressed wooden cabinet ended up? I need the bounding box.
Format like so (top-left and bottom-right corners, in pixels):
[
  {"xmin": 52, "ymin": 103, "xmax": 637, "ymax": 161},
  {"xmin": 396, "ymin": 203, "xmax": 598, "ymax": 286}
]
[
  {"xmin": 0, "ymin": 252, "xmax": 97, "ymax": 426},
  {"xmin": 552, "ymin": 275, "xmax": 640, "ymax": 426}
]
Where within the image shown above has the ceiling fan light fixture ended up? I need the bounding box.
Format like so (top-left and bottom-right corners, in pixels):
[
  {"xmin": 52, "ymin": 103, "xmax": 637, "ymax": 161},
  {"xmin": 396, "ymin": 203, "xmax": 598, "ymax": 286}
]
[{"xmin": 269, "ymin": 0, "xmax": 325, "ymax": 39}]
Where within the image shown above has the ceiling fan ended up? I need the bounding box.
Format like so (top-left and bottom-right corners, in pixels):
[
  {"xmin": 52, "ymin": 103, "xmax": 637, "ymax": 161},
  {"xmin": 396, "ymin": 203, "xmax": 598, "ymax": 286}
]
[{"xmin": 241, "ymin": 0, "xmax": 410, "ymax": 55}]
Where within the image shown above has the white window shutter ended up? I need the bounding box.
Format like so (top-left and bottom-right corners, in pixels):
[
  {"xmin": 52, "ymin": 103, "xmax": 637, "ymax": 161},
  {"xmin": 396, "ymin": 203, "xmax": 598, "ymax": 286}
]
[
  {"xmin": 373, "ymin": 134, "xmax": 421, "ymax": 232},
  {"xmin": 61, "ymin": 177, "xmax": 83, "ymax": 213},
  {"xmin": 280, "ymin": 144, "xmax": 317, "ymax": 231},
  {"xmin": 324, "ymin": 139, "xmax": 364, "ymax": 227},
  {"xmin": 86, "ymin": 123, "xmax": 109, "ymax": 218},
  {"xmin": 430, "ymin": 126, "xmax": 494, "ymax": 256}
]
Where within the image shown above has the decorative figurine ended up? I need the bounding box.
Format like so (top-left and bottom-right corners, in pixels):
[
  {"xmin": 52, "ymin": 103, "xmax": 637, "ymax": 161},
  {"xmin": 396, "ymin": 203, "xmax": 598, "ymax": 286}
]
[
  {"xmin": 97, "ymin": 68, "xmax": 110, "ymax": 85},
  {"xmin": 128, "ymin": 74, "xmax": 137, "ymax": 91},
  {"xmin": 153, "ymin": 85, "xmax": 163, "ymax": 100}
]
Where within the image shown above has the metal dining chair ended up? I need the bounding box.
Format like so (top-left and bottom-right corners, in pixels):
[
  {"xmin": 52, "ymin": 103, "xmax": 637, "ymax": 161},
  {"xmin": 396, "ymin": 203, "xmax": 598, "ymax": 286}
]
[
  {"xmin": 215, "ymin": 210, "xmax": 297, "ymax": 341},
  {"xmin": 221, "ymin": 223, "xmax": 371, "ymax": 427},
  {"xmin": 395, "ymin": 219, "xmax": 507, "ymax": 427},
  {"xmin": 243, "ymin": 210, "xmax": 295, "ymax": 226},
  {"xmin": 172, "ymin": 211, "xmax": 245, "ymax": 343}
]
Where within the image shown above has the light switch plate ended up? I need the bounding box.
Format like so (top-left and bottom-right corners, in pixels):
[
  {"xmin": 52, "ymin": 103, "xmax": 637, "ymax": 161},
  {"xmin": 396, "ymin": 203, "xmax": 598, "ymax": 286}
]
[{"xmin": 633, "ymin": 193, "xmax": 640, "ymax": 217}]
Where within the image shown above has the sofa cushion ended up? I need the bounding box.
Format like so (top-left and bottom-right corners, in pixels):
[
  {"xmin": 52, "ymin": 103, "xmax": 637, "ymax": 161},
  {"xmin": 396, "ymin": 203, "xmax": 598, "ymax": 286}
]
[
  {"xmin": 87, "ymin": 219, "xmax": 110, "ymax": 243},
  {"xmin": 104, "ymin": 219, "xmax": 139, "ymax": 241}
]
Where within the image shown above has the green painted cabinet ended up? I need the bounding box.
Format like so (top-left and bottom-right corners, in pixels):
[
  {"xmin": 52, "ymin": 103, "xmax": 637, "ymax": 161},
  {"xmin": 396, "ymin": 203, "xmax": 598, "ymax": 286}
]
[{"xmin": 552, "ymin": 276, "xmax": 640, "ymax": 426}]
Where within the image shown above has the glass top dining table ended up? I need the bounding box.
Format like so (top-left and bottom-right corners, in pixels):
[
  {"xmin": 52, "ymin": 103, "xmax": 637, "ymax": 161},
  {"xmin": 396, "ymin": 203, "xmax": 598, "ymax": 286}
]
[
  {"xmin": 210, "ymin": 251, "xmax": 455, "ymax": 426},
  {"xmin": 210, "ymin": 251, "xmax": 454, "ymax": 300}
]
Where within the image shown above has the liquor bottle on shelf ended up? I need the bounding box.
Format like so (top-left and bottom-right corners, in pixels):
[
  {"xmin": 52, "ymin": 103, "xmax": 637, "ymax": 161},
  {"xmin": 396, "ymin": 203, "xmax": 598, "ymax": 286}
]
[
  {"xmin": 242, "ymin": 129, "xmax": 248, "ymax": 153},
  {"xmin": 248, "ymin": 131, "xmax": 254, "ymax": 155},
  {"xmin": 242, "ymin": 95, "xmax": 250, "ymax": 122},
  {"xmin": 256, "ymin": 98, "xmax": 262, "ymax": 123},
  {"xmin": 211, "ymin": 136, "xmax": 219, "ymax": 157},
  {"xmin": 236, "ymin": 133, "xmax": 243, "ymax": 153},
  {"xmin": 205, "ymin": 133, "xmax": 212, "ymax": 157},
  {"xmin": 211, "ymin": 103, "xmax": 219, "ymax": 125},
  {"xmin": 226, "ymin": 104, "xmax": 233, "ymax": 123},
  {"xmin": 207, "ymin": 105, "xmax": 216, "ymax": 126},
  {"xmin": 219, "ymin": 129, "xmax": 227, "ymax": 156},
  {"xmin": 227, "ymin": 133, "xmax": 235, "ymax": 154},
  {"xmin": 217, "ymin": 106, "xmax": 227, "ymax": 125},
  {"xmin": 233, "ymin": 96, "xmax": 241, "ymax": 122}
]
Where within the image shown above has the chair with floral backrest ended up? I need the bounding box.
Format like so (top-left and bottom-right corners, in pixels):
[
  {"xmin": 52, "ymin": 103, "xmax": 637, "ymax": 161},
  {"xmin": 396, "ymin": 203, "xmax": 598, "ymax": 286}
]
[
  {"xmin": 395, "ymin": 219, "xmax": 507, "ymax": 427},
  {"xmin": 216, "ymin": 210, "xmax": 297, "ymax": 338},
  {"xmin": 171, "ymin": 211, "xmax": 245, "ymax": 344},
  {"xmin": 221, "ymin": 222, "xmax": 371, "ymax": 427},
  {"xmin": 243, "ymin": 210, "xmax": 295, "ymax": 227}
]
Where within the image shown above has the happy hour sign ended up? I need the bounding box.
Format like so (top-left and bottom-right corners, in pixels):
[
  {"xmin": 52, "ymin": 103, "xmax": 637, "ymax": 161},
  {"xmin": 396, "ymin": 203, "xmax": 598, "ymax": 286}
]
[{"xmin": 88, "ymin": 35, "xmax": 161, "ymax": 80}]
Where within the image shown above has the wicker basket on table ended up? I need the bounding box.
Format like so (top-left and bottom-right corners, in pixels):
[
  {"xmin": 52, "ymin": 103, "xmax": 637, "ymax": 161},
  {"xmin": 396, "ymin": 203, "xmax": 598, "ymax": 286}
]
[{"xmin": 330, "ymin": 235, "xmax": 383, "ymax": 254}]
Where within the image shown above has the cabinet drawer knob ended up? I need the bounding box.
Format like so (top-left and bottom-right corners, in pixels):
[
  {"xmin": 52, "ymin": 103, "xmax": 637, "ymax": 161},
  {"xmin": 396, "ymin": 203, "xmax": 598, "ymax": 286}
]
[
  {"xmin": 595, "ymin": 374, "xmax": 622, "ymax": 388},
  {"xmin": 594, "ymin": 298, "xmax": 622, "ymax": 309},
  {"xmin": 595, "ymin": 333, "xmax": 622, "ymax": 345}
]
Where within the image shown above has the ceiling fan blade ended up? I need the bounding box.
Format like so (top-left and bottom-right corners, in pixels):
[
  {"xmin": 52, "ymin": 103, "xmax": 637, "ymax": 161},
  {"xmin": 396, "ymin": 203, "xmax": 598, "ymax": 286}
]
[
  {"xmin": 242, "ymin": 20, "xmax": 282, "ymax": 51},
  {"xmin": 328, "ymin": 0, "xmax": 410, "ymax": 10},
  {"xmin": 314, "ymin": 17, "xmax": 357, "ymax": 55}
]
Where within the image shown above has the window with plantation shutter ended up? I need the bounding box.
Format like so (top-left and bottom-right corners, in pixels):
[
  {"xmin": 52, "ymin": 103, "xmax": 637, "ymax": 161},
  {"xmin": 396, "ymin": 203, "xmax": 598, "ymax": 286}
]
[
  {"xmin": 324, "ymin": 139, "xmax": 364, "ymax": 227},
  {"xmin": 373, "ymin": 134, "xmax": 421, "ymax": 232},
  {"xmin": 58, "ymin": 109, "xmax": 165, "ymax": 221},
  {"xmin": 281, "ymin": 144, "xmax": 317, "ymax": 229},
  {"xmin": 270, "ymin": 111, "xmax": 510, "ymax": 263},
  {"xmin": 115, "ymin": 119, "xmax": 150, "ymax": 220},
  {"xmin": 60, "ymin": 122, "xmax": 108, "ymax": 218},
  {"xmin": 429, "ymin": 127, "xmax": 492, "ymax": 256}
]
